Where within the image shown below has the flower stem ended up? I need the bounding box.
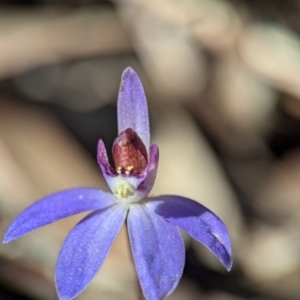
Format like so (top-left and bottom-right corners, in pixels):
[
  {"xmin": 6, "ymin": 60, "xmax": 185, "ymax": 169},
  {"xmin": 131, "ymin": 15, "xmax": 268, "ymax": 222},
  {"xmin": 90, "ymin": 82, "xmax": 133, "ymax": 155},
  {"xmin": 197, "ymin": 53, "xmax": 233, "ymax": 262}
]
[
  {"xmin": 125, "ymin": 223, "xmax": 145, "ymax": 300},
  {"xmin": 136, "ymin": 277, "xmax": 144, "ymax": 300}
]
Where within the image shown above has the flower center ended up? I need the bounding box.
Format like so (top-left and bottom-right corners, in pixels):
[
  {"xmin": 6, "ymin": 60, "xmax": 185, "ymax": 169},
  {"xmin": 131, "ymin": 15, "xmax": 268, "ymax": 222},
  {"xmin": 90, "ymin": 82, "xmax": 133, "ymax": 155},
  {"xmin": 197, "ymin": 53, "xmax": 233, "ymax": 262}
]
[
  {"xmin": 114, "ymin": 181, "xmax": 134, "ymax": 198},
  {"xmin": 112, "ymin": 128, "xmax": 148, "ymax": 175}
]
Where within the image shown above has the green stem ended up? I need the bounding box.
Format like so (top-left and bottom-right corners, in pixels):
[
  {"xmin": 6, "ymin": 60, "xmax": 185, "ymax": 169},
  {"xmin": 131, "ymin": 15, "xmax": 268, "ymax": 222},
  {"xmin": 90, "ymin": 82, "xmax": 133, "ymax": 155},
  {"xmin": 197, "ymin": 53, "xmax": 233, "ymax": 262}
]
[
  {"xmin": 125, "ymin": 222, "xmax": 144, "ymax": 300},
  {"xmin": 136, "ymin": 277, "xmax": 144, "ymax": 300}
]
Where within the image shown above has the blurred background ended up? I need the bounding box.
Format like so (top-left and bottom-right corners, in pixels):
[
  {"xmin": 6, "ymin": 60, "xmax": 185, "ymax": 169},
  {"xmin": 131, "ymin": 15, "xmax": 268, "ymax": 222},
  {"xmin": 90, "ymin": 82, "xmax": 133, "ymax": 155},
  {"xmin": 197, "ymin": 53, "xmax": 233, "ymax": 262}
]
[{"xmin": 1, "ymin": 0, "xmax": 300, "ymax": 299}]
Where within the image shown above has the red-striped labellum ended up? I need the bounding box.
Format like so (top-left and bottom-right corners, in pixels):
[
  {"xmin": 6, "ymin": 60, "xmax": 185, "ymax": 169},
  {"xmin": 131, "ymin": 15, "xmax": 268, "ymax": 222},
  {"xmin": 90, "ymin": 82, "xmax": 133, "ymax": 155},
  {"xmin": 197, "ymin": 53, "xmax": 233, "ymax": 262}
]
[{"xmin": 112, "ymin": 128, "xmax": 148, "ymax": 175}]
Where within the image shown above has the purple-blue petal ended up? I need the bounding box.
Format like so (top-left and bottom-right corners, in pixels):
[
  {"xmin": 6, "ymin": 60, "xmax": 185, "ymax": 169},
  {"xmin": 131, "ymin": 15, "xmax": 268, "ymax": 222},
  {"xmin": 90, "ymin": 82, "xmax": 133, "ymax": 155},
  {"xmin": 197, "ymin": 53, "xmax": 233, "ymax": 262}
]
[
  {"xmin": 145, "ymin": 196, "xmax": 233, "ymax": 271},
  {"xmin": 56, "ymin": 204, "xmax": 127, "ymax": 300},
  {"xmin": 127, "ymin": 204, "xmax": 185, "ymax": 300},
  {"xmin": 118, "ymin": 67, "xmax": 150, "ymax": 151},
  {"xmin": 97, "ymin": 139, "xmax": 116, "ymax": 177},
  {"xmin": 3, "ymin": 188, "xmax": 116, "ymax": 244},
  {"xmin": 136, "ymin": 144, "xmax": 159, "ymax": 196}
]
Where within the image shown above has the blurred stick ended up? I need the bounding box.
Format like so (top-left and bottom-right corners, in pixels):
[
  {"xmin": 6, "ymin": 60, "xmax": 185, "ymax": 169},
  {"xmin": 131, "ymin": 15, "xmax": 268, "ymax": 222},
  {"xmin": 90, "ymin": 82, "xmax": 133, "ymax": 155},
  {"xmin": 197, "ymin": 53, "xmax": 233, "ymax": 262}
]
[{"xmin": 0, "ymin": 6, "xmax": 132, "ymax": 79}]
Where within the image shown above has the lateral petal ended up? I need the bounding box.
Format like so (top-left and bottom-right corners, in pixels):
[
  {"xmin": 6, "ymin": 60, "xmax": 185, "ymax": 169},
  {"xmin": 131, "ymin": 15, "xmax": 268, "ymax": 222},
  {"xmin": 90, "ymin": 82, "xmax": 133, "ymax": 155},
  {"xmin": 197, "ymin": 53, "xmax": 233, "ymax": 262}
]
[
  {"xmin": 117, "ymin": 67, "xmax": 150, "ymax": 151},
  {"xmin": 136, "ymin": 144, "xmax": 159, "ymax": 197},
  {"xmin": 146, "ymin": 196, "xmax": 233, "ymax": 271},
  {"xmin": 127, "ymin": 204, "xmax": 184, "ymax": 300},
  {"xmin": 56, "ymin": 204, "xmax": 127, "ymax": 300},
  {"xmin": 3, "ymin": 188, "xmax": 116, "ymax": 244}
]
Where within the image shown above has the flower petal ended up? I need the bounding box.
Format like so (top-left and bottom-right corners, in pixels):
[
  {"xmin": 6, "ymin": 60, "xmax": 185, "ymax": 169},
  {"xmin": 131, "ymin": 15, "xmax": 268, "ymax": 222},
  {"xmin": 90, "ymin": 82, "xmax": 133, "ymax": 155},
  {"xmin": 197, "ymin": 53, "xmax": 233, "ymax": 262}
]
[
  {"xmin": 127, "ymin": 204, "xmax": 184, "ymax": 300},
  {"xmin": 145, "ymin": 196, "xmax": 233, "ymax": 271},
  {"xmin": 56, "ymin": 205, "xmax": 127, "ymax": 300},
  {"xmin": 118, "ymin": 67, "xmax": 150, "ymax": 151},
  {"xmin": 97, "ymin": 139, "xmax": 117, "ymax": 177},
  {"xmin": 136, "ymin": 144, "xmax": 159, "ymax": 196},
  {"xmin": 3, "ymin": 188, "xmax": 116, "ymax": 244}
]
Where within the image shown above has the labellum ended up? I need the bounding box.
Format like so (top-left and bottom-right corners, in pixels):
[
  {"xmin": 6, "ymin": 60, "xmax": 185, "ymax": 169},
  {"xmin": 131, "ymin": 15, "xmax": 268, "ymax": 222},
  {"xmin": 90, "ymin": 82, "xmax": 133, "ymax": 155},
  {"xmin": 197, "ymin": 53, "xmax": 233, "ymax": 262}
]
[{"xmin": 112, "ymin": 128, "xmax": 148, "ymax": 175}]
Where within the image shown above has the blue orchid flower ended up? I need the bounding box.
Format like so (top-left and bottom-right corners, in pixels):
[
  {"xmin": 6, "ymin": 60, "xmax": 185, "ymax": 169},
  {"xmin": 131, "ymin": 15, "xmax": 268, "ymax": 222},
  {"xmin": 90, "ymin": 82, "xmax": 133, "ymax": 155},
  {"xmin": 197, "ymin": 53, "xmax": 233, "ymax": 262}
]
[{"xmin": 3, "ymin": 67, "xmax": 232, "ymax": 300}]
